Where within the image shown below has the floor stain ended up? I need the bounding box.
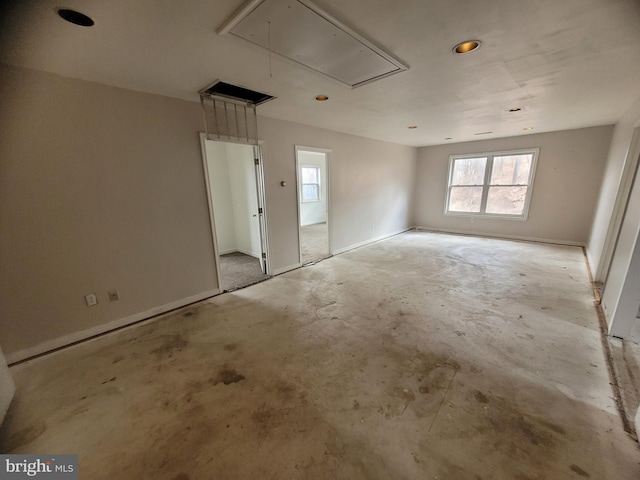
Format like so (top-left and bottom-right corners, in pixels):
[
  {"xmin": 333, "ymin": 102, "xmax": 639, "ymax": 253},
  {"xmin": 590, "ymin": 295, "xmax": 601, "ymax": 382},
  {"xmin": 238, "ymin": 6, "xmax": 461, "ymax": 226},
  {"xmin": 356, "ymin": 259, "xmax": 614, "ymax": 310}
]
[
  {"xmin": 101, "ymin": 377, "xmax": 117, "ymax": 385},
  {"xmin": 275, "ymin": 380, "xmax": 295, "ymax": 399},
  {"xmin": 210, "ymin": 365, "xmax": 245, "ymax": 386},
  {"xmin": 151, "ymin": 334, "xmax": 189, "ymax": 360},
  {"xmin": 474, "ymin": 391, "xmax": 489, "ymax": 404},
  {"xmin": 171, "ymin": 474, "xmax": 190, "ymax": 480},
  {"xmin": 223, "ymin": 343, "xmax": 238, "ymax": 351},
  {"xmin": 1, "ymin": 422, "xmax": 47, "ymax": 452},
  {"xmin": 570, "ymin": 464, "xmax": 590, "ymax": 477}
]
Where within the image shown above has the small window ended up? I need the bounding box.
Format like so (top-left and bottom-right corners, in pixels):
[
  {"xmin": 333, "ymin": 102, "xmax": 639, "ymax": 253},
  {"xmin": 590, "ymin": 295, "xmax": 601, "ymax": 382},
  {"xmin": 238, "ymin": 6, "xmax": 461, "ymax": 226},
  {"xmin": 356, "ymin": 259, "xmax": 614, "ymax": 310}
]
[
  {"xmin": 301, "ymin": 165, "xmax": 320, "ymax": 202},
  {"xmin": 445, "ymin": 149, "xmax": 538, "ymax": 219}
]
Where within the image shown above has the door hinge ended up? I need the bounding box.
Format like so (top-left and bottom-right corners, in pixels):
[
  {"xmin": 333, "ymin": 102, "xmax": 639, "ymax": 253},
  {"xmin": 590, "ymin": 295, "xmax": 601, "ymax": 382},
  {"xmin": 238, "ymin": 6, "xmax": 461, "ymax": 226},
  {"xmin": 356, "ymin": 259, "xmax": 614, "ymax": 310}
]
[
  {"xmin": 258, "ymin": 207, "xmax": 263, "ymax": 214},
  {"xmin": 262, "ymin": 252, "xmax": 267, "ymax": 259},
  {"xmin": 254, "ymin": 158, "xmax": 259, "ymax": 165}
]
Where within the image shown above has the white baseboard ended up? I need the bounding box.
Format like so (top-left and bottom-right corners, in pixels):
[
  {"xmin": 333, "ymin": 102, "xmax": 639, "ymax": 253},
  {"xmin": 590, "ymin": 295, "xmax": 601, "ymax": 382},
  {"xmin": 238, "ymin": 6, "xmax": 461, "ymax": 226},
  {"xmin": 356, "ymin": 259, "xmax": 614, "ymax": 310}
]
[
  {"xmin": 236, "ymin": 249, "xmax": 261, "ymax": 259},
  {"xmin": 332, "ymin": 227, "xmax": 413, "ymax": 255},
  {"xmin": 7, "ymin": 289, "xmax": 219, "ymax": 365},
  {"xmin": 218, "ymin": 248, "xmax": 237, "ymax": 255},
  {"xmin": 271, "ymin": 263, "xmax": 302, "ymax": 276},
  {"xmin": 414, "ymin": 226, "xmax": 585, "ymax": 247}
]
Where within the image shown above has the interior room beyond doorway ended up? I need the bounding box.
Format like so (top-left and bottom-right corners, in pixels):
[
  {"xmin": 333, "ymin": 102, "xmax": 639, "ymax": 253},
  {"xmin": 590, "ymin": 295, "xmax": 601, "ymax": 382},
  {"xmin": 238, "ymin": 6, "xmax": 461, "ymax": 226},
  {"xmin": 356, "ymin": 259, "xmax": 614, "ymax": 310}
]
[
  {"xmin": 203, "ymin": 139, "xmax": 269, "ymax": 291},
  {"xmin": 297, "ymin": 147, "xmax": 330, "ymax": 265}
]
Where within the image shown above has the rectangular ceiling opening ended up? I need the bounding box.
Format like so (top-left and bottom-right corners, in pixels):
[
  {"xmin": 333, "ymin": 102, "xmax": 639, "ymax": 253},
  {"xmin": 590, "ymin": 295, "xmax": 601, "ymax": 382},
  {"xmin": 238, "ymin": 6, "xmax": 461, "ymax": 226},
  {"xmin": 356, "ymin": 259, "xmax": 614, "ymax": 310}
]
[
  {"xmin": 219, "ymin": 0, "xmax": 408, "ymax": 88},
  {"xmin": 201, "ymin": 80, "xmax": 275, "ymax": 106}
]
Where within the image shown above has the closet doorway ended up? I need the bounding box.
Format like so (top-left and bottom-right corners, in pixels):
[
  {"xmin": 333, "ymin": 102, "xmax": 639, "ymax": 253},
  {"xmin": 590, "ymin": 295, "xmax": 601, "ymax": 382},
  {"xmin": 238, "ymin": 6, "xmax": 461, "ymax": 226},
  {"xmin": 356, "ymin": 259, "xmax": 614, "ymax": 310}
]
[
  {"xmin": 295, "ymin": 146, "xmax": 331, "ymax": 265},
  {"xmin": 201, "ymin": 135, "xmax": 270, "ymax": 291}
]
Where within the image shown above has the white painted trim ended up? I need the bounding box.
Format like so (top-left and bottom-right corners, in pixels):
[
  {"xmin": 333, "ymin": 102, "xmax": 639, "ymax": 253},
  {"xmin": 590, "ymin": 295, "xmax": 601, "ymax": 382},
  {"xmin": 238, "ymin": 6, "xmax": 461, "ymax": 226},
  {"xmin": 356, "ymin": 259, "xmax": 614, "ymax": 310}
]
[
  {"xmin": 597, "ymin": 127, "xmax": 640, "ymax": 283},
  {"xmin": 414, "ymin": 226, "xmax": 585, "ymax": 247},
  {"xmin": 236, "ymin": 248, "xmax": 260, "ymax": 259},
  {"xmin": 444, "ymin": 148, "xmax": 539, "ymax": 221},
  {"xmin": 332, "ymin": 228, "xmax": 413, "ymax": 255},
  {"xmin": 199, "ymin": 133, "xmax": 224, "ymax": 292},
  {"xmin": 6, "ymin": 290, "xmax": 218, "ymax": 365},
  {"xmin": 272, "ymin": 263, "xmax": 302, "ymax": 275}
]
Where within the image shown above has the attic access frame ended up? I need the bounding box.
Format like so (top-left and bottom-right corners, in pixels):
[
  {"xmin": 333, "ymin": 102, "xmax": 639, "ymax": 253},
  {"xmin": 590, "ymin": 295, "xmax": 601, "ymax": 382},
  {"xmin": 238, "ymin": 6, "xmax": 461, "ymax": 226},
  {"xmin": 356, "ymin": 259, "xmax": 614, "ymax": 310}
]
[{"xmin": 200, "ymin": 93, "xmax": 260, "ymax": 145}]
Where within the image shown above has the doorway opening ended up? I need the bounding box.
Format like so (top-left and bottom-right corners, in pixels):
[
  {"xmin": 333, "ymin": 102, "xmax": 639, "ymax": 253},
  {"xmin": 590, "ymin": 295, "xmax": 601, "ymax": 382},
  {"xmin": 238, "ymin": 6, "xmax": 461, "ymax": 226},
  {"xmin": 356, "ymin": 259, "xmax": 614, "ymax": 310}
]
[
  {"xmin": 201, "ymin": 135, "xmax": 270, "ymax": 291},
  {"xmin": 295, "ymin": 146, "xmax": 331, "ymax": 265}
]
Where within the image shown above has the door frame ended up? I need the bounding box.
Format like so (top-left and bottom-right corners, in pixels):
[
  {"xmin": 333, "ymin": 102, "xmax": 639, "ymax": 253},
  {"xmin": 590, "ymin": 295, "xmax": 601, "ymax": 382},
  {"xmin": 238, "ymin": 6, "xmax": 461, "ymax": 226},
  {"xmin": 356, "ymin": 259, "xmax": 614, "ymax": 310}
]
[
  {"xmin": 199, "ymin": 133, "xmax": 270, "ymax": 294},
  {"xmin": 597, "ymin": 126, "xmax": 640, "ymax": 286},
  {"xmin": 294, "ymin": 145, "xmax": 332, "ymax": 265}
]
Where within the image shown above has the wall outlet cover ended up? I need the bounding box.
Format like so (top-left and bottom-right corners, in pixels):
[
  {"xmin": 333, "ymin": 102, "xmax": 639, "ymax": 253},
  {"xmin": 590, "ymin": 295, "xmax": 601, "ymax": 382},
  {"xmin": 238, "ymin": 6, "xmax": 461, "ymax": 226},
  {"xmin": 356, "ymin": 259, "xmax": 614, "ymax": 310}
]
[{"xmin": 85, "ymin": 293, "xmax": 98, "ymax": 306}]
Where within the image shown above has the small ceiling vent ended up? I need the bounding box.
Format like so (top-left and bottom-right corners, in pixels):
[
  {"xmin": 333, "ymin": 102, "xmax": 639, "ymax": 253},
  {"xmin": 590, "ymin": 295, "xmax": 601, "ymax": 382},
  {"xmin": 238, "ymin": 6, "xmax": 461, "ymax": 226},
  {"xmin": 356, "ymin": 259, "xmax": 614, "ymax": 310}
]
[
  {"xmin": 200, "ymin": 80, "xmax": 275, "ymax": 106},
  {"xmin": 219, "ymin": 0, "xmax": 408, "ymax": 88}
]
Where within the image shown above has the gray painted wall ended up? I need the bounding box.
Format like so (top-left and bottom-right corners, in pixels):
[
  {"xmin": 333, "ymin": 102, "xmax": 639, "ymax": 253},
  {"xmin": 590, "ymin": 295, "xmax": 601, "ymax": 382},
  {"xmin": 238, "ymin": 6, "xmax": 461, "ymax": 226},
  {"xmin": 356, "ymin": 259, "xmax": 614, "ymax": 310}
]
[
  {"xmin": 414, "ymin": 126, "xmax": 614, "ymax": 245},
  {"xmin": 0, "ymin": 64, "xmax": 417, "ymax": 360},
  {"xmin": 0, "ymin": 347, "xmax": 15, "ymax": 426}
]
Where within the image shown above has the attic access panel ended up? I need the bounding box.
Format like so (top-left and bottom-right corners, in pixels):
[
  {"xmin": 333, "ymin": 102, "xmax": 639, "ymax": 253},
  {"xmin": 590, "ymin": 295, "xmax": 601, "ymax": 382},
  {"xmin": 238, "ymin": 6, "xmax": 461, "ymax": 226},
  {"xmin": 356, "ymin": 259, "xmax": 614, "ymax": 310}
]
[
  {"xmin": 201, "ymin": 80, "xmax": 275, "ymax": 106},
  {"xmin": 220, "ymin": 0, "xmax": 408, "ymax": 88}
]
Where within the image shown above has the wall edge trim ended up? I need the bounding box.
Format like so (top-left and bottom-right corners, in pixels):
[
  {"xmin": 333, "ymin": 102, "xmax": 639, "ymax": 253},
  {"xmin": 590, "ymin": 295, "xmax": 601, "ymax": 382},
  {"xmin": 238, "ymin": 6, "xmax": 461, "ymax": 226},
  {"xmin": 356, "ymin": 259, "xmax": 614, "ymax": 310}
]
[
  {"xmin": 414, "ymin": 226, "xmax": 585, "ymax": 247},
  {"xmin": 272, "ymin": 263, "xmax": 302, "ymax": 276},
  {"xmin": 6, "ymin": 289, "xmax": 219, "ymax": 365},
  {"xmin": 332, "ymin": 227, "xmax": 413, "ymax": 255}
]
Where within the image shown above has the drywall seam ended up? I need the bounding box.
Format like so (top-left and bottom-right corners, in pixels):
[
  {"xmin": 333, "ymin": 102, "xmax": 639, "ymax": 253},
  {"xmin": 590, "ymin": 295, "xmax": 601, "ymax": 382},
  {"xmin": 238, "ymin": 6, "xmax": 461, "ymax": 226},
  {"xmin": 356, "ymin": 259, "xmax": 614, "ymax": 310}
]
[
  {"xmin": 6, "ymin": 289, "xmax": 219, "ymax": 365},
  {"xmin": 415, "ymin": 226, "xmax": 585, "ymax": 247},
  {"xmin": 332, "ymin": 228, "xmax": 413, "ymax": 255}
]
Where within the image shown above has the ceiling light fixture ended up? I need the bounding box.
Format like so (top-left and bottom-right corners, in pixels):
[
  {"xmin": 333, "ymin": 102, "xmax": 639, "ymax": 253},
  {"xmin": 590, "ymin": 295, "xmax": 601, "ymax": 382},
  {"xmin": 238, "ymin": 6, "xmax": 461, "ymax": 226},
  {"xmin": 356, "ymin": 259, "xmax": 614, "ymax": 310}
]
[
  {"xmin": 508, "ymin": 107, "xmax": 522, "ymax": 112},
  {"xmin": 453, "ymin": 40, "xmax": 481, "ymax": 54},
  {"xmin": 315, "ymin": 95, "xmax": 329, "ymax": 101},
  {"xmin": 475, "ymin": 131, "xmax": 492, "ymax": 135},
  {"xmin": 408, "ymin": 126, "xmax": 418, "ymax": 129},
  {"xmin": 445, "ymin": 137, "xmax": 453, "ymax": 140},
  {"xmin": 523, "ymin": 127, "xmax": 534, "ymax": 131},
  {"xmin": 56, "ymin": 8, "xmax": 94, "ymax": 27}
]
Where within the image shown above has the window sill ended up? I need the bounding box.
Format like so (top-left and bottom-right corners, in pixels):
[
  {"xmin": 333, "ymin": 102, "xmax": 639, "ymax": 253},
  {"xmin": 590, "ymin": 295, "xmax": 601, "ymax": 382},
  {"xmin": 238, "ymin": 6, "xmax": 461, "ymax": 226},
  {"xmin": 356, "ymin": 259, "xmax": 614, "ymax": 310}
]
[{"xmin": 444, "ymin": 212, "xmax": 529, "ymax": 222}]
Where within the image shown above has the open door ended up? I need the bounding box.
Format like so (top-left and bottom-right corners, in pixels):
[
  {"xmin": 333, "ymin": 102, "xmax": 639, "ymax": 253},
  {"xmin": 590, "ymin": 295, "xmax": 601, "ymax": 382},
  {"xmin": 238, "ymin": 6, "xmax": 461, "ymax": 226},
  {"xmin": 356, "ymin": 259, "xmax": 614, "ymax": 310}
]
[
  {"xmin": 295, "ymin": 146, "xmax": 331, "ymax": 265},
  {"xmin": 200, "ymin": 134, "xmax": 270, "ymax": 291},
  {"xmin": 253, "ymin": 145, "xmax": 269, "ymax": 274}
]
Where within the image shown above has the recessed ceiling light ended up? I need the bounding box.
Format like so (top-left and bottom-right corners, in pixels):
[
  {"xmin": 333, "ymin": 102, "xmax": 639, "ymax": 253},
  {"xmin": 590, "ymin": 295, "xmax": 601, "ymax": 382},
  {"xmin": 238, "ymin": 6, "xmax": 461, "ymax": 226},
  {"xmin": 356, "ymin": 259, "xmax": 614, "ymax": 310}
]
[
  {"xmin": 475, "ymin": 131, "xmax": 492, "ymax": 135},
  {"xmin": 523, "ymin": 127, "xmax": 534, "ymax": 131},
  {"xmin": 453, "ymin": 40, "xmax": 481, "ymax": 54},
  {"xmin": 315, "ymin": 95, "xmax": 329, "ymax": 101},
  {"xmin": 56, "ymin": 8, "xmax": 94, "ymax": 27},
  {"xmin": 445, "ymin": 137, "xmax": 452, "ymax": 140},
  {"xmin": 408, "ymin": 125, "xmax": 418, "ymax": 129},
  {"xmin": 508, "ymin": 107, "xmax": 522, "ymax": 112}
]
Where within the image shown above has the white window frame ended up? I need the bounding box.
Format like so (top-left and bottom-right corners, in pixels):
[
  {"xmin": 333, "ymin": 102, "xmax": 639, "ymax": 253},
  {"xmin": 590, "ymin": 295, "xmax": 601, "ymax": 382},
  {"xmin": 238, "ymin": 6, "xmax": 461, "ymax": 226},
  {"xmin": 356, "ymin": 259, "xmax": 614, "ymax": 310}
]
[
  {"xmin": 301, "ymin": 165, "xmax": 321, "ymax": 203},
  {"xmin": 444, "ymin": 148, "xmax": 539, "ymax": 221}
]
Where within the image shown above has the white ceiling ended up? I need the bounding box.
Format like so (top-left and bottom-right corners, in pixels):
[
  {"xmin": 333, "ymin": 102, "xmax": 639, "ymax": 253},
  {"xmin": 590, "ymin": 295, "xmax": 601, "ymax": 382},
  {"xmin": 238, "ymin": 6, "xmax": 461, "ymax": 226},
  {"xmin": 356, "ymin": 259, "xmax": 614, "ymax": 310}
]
[{"xmin": 2, "ymin": 0, "xmax": 640, "ymax": 147}]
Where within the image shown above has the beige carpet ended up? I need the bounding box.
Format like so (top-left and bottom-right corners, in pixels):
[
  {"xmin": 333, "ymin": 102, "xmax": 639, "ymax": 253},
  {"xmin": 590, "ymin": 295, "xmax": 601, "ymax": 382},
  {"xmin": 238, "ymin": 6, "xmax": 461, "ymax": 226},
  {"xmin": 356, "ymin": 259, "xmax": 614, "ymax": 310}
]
[
  {"xmin": 219, "ymin": 252, "xmax": 269, "ymax": 291},
  {"xmin": 300, "ymin": 222, "xmax": 329, "ymax": 264}
]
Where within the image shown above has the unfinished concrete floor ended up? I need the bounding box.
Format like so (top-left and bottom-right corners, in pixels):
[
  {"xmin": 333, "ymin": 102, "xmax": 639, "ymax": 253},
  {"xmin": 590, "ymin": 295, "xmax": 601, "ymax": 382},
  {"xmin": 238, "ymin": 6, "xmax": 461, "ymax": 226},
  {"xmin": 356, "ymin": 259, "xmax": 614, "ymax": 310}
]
[{"xmin": 1, "ymin": 231, "xmax": 639, "ymax": 479}]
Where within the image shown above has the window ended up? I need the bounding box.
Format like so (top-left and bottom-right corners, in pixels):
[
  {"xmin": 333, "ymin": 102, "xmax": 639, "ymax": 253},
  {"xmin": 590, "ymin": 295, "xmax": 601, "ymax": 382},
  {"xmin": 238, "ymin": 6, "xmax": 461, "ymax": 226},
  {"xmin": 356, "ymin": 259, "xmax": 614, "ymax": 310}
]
[
  {"xmin": 301, "ymin": 165, "xmax": 320, "ymax": 202},
  {"xmin": 445, "ymin": 148, "xmax": 538, "ymax": 219}
]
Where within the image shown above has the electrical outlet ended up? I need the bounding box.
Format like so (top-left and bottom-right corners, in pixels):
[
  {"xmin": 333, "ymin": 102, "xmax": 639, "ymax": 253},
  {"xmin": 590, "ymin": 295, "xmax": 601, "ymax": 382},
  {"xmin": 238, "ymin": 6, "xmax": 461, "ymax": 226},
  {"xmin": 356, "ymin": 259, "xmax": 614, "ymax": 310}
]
[
  {"xmin": 108, "ymin": 289, "xmax": 120, "ymax": 302},
  {"xmin": 85, "ymin": 293, "xmax": 98, "ymax": 306}
]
